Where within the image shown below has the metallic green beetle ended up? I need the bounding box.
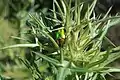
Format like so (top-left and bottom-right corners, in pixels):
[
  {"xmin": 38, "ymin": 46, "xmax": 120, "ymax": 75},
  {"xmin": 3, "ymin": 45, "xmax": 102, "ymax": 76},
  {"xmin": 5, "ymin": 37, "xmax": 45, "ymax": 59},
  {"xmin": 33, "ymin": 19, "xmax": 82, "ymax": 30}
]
[{"xmin": 55, "ymin": 28, "xmax": 65, "ymax": 47}]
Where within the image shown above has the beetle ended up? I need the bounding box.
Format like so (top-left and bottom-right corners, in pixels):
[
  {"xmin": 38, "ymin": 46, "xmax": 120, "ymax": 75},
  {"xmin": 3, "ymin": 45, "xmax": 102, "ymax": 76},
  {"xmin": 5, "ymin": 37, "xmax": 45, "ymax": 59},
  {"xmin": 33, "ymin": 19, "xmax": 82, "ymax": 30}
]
[
  {"xmin": 52, "ymin": 24, "xmax": 65, "ymax": 47},
  {"xmin": 55, "ymin": 28, "xmax": 65, "ymax": 47}
]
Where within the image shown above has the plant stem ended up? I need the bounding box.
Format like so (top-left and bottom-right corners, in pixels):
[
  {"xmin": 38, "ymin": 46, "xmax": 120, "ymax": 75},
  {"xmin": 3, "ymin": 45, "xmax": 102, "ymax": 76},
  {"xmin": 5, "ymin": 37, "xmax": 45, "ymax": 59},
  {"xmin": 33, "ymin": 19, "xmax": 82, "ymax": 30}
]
[{"xmin": 60, "ymin": 48, "xmax": 64, "ymax": 64}]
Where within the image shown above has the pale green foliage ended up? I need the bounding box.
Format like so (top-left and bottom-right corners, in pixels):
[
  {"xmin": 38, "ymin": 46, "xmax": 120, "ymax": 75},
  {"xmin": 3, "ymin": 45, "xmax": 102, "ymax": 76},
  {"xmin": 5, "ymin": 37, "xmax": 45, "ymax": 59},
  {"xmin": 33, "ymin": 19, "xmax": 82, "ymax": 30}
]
[
  {"xmin": 2, "ymin": 0, "xmax": 120, "ymax": 80},
  {"xmin": 29, "ymin": 0, "xmax": 120, "ymax": 79}
]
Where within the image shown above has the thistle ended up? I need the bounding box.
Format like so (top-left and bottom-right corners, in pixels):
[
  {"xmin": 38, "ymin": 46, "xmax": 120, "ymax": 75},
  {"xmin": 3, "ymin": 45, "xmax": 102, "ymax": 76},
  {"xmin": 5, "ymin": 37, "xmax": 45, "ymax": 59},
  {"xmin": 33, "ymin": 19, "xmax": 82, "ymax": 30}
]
[{"xmin": 2, "ymin": 0, "xmax": 120, "ymax": 80}]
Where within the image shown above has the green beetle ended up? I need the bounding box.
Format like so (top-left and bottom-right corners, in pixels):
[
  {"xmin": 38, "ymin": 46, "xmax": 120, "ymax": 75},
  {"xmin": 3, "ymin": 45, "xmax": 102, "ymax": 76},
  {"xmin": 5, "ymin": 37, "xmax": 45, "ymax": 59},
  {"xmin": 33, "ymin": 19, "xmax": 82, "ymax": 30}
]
[
  {"xmin": 55, "ymin": 28, "xmax": 65, "ymax": 47},
  {"xmin": 52, "ymin": 24, "xmax": 65, "ymax": 47}
]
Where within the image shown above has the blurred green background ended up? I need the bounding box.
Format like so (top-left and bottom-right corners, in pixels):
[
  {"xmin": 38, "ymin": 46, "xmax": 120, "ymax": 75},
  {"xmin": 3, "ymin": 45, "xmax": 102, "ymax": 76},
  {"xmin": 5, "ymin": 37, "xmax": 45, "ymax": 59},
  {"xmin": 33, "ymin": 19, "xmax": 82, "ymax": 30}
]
[{"xmin": 0, "ymin": 0, "xmax": 52, "ymax": 79}]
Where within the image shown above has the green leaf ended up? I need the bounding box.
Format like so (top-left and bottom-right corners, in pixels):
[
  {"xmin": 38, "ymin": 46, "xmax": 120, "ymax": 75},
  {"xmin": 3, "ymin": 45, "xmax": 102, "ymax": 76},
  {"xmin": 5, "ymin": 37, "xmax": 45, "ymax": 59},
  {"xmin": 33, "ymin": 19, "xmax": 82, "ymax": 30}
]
[
  {"xmin": 32, "ymin": 51, "xmax": 61, "ymax": 66},
  {"xmin": 101, "ymin": 67, "xmax": 120, "ymax": 73},
  {"xmin": 95, "ymin": 16, "xmax": 120, "ymax": 25},
  {"xmin": 56, "ymin": 67, "xmax": 71, "ymax": 80},
  {"xmin": 86, "ymin": 51, "xmax": 109, "ymax": 68},
  {"xmin": 87, "ymin": 0, "xmax": 97, "ymax": 19},
  {"xmin": 70, "ymin": 67, "xmax": 91, "ymax": 73},
  {"xmin": 100, "ymin": 49, "xmax": 120, "ymax": 67},
  {"xmin": 91, "ymin": 73, "xmax": 98, "ymax": 80},
  {"xmin": 1, "ymin": 44, "xmax": 39, "ymax": 49}
]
